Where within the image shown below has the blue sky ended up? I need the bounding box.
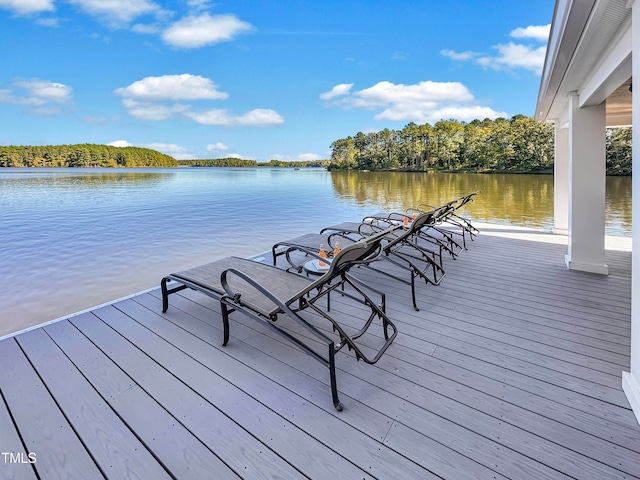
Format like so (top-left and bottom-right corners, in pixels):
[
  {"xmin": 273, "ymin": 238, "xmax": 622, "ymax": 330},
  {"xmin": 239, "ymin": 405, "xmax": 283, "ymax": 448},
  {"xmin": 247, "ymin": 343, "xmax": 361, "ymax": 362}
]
[{"xmin": 0, "ymin": 0, "xmax": 555, "ymax": 161}]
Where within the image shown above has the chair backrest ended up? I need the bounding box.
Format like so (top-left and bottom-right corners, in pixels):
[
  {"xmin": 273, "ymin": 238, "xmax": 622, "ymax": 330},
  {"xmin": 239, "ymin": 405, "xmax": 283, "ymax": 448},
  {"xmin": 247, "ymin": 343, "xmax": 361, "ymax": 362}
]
[
  {"xmin": 304, "ymin": 225, "xmax": 399, "ymax": 292},
  {"xmin": 381, "ymin": 210, "xmax": 435, "ymax": 251}
]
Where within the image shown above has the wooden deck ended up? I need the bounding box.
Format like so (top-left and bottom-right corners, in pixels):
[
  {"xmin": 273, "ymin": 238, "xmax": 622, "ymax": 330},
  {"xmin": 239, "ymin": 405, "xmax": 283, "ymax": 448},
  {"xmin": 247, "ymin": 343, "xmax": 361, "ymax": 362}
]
[{"xmin": 1, "ymin": 223, "xmax": 638, "ymax": 480}]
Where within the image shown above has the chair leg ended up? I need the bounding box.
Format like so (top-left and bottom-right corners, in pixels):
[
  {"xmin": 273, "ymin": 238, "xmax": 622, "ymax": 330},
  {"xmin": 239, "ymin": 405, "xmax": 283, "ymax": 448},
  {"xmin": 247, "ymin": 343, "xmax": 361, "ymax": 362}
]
[
  {"xmin": 329, "ymin": 344, "xmax": 343, "ymax": 411},
  {"xmin": 411, "ymin": 274, "xmax": 419, "ymax": 311},
  {"xmin": 220, "ymin": 301, "xmax": 231, "ymax": 346},
  {"xmin": 161, "ymin": 277, "xmax": 170, "ymax": 313}
]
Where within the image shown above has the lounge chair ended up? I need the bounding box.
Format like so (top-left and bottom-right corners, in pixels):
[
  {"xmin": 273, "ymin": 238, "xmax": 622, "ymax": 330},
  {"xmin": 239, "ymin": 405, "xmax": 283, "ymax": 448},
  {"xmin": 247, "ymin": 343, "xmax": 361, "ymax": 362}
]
[
  {"xmin": 161, "ymin": 227, "xmax": 399, "ymax": 411},
  {"xmin": 284, "ymin": 210, "xmax": 447, "ymax": 311},
  {"xmin": 271, "ymin": 230, "xmax": 359, "ymax": 266},
  {"xmin": 413, "ymin": 191, "xmax": 480, "ymax": 249},
  {"xmin": 359, "ymin": 204, "xmax": 463, "ymax": 260}
]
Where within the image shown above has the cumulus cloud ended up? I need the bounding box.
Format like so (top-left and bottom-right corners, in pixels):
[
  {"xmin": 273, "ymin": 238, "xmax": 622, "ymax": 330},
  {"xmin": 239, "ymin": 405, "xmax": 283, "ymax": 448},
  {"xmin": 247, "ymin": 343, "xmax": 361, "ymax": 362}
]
[
  {"xmin": 442, "ymin": 24, "xmax": 549, "ymax": 75},
  {"xmin": 0, "ymin": 78, "xmax": 73, "ymax": 115},
  {"xmin": 0, "ymin": 0, "xmax": 53, "ymax": 15},
  {"xmin": 109, "ymin": 140, "xmax": 133, "ymax": 147},
  {"xmin": 272, "ymin": 153, "xmax": 322, "ymax": 162},
  {"xmin": 162, "ymin": 13, "xmax": 253, "ymax": 48},
  {"xmin": 206, "ymin": 142, "xmax": 230, "ymax": 152},
  {"xmin": 67, "ymin": 0, "xmax": 164, "ymax": 26},
  {"xmin": 185, "ymin": 108, "xmax": 284, "ymax": 127},
  {"xmin": 319, "ymin": 83, "xmax": 353, "ymax": 100},
  {"xmin": 109, "ymin": 140, "xmax": 195, "ymax": 159},
  {"xmin": 477, "ymin": 43, "xmax": 547, "ymax": 75},
  {"xmin": 322, "ymin": 80, "xmax": 505, "ymax": 123},
  {"xmin": 120, "ymin": 99, "xmax": 189, "ymax": 120},
  {"xmin": 440, "ymin": 49, "xmax": 480, "ymax": 61},
  {"xmin": 510, "ymin": 24, "xmax": 550, "ymax": 41},
  {"xmin": 115, "ymin": 74, "xmax": 284, "ymax": 126},
  {"xmin": 186, "ymin": 0, "xmax": 211, "ymax": 12},
  {"xmin": 115, "ymin": 74, "xmax": 228, "ymax": 101}
]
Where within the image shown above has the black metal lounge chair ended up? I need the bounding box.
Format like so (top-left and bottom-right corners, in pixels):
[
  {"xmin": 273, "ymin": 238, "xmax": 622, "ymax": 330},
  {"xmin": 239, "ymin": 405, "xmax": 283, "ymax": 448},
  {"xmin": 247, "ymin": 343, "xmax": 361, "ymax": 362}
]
[
  {"xmin": 271, "ymin": 230, "xmax": 359, "ymax": 266},
  {"xmin": 161, "ymin": 227, "xmax": 399, "ymax": 411},
  {"xmin": 284, "ymin": 210, "xmax": 446, "ymax": 311},
  {"xmin": 340, "ymin": 210, "xmax": 447, "ymax": 310},
  {"xmin": 414, "ymin": 191, "xmax": 480, "ymax": 249},
  {"xmin": 359, "ymin": 204, "xmax": 463, "ymax": 260}
]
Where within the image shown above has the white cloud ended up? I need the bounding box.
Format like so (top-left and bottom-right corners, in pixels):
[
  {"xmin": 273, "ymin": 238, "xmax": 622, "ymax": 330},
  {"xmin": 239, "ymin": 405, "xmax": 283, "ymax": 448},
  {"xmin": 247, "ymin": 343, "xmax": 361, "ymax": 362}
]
[
  {"xmin": 441, "ymin": 24, "xmax": 549, "ymax": 76},
  {"xmin": 186, "ymin": 108, "xmax": 284, "ymax": 127},
  {"xmin": 477, "ymin": 43, "xmax": 547, "ymax": 75},
  {"xmin": 162, "ymin": 13, "xmax": 252, "ymax": 48},
  {"xmin": 0, "ymin": 0, "xmax": 53, "ymax": 15},
  {"xmin": 428, "ymin": 105, "xmax": 508, "ymax": 124},
  {"xmin": 271, "ymin": 153, "xmax": 322, "ymax": 162},
  {"xmin": 115, "ymin": 74, "xmax": 283, "ymax": 126},
  {"xmin": 322, "ymin": 80, "xmax": 505, "ymax": 123},
  {"xmin": 206, "ymin": 142, "xmax": 230, "ymax": 152},
  {"xmin": 510, "ymin": 24, "xmax": 550, "ymax": 42},
  {"xmin": 114, "ymin": 74, "xmax": 228, "ymax": 101},
  {"xmin": 67, "ymin": 0, "xmax": 164, "ymax": 26},
  {"xmin": 82, "ymin": 114, "xmax": 120, "ymax": 124},
  {"xmin": 108, "ymin": 140, "xmax": 133, "ymax": 147},
  {"xmin": 120, "ymin": 99, "xmax": 189, "ymax": 120},
  {"xmin": 0, "ymin": 78, "xmax": 73, "ymax": 115},
  {"xmin": 186, "ymin": 0, "xmax": 210, "ymax": 12},
  {"xmin": 109, "ymin": 140, "xmax": 195, "ymax": 159},
  {"xmin": 440, "ymin": 49, "xmax": 480, "ymax": 61},
  {"xmin": 13, "ymin": 78, "xmax": 72, "ymax": 104},
  {"xmin": 319, "ymin": 83, "xmax": 353, "ymax": 100},
  {"xmin": 144, "ymin": 142, "xmax": 189, "ymax": 153}
]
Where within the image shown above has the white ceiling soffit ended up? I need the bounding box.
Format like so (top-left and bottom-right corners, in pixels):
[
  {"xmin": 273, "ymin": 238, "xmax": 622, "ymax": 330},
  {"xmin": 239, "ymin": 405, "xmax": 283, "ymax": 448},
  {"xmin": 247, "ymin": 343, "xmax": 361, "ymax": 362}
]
[{"xmin": 536, "ymin": 0, "xmax": 632, "ymax": 122}]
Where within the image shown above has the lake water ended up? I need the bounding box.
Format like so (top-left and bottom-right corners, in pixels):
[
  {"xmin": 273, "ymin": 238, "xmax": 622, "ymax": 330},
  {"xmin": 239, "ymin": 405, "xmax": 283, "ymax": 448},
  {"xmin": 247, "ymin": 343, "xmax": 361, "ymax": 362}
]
[{"xmin": 0, "ymin": 168, "xmax": 632, "ymax": 337}]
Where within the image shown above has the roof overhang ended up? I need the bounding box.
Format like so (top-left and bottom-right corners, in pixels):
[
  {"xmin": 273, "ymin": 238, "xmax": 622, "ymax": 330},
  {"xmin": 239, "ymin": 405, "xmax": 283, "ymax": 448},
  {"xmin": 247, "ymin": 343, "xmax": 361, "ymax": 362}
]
[{"xmin": 536, "ymin": 0, "xmax": 632, "ymax": 126}]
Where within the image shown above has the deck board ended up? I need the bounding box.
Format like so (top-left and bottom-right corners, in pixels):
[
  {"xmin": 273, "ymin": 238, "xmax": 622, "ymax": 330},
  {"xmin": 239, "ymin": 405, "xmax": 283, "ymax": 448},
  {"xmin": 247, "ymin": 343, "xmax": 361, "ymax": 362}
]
[
  {"xmin": 69, "ymin": 310, "xmax": 305, "ymax": 480},
  {"xmin": 97, "ymin": 299, "xmax": 379, "ymax": 480},
  {"xmin": 0, "ymin": 338, "xmax": 103, "ymax": 479},
  {"xmin": 14, "ymin": 328, "xmax": 173, "ymax": 480},
  {"xmin": 1, "ymin": 223, "xmax": 639, "ymax": 480},
  {"xmin": 171, "ymin": 285, "xmax": 639, "ymax": 479},
  {"xmin": 124, "ymin": 295, "xmax": 436, "ymax": 480},
  {"xmin": 0, "ymin": 387, "xmax": 37, "ymax": 480},
  {"xmin": 43, "ymin": 318, "xmax": 239, "ymax": 480}
]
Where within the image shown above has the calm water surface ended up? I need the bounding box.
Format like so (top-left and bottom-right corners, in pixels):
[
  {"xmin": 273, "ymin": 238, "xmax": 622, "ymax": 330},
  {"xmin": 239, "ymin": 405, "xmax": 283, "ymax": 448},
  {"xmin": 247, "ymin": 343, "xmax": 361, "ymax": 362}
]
[{"xmin": 0, "ymin": 168, "xmax": 631, "ymax": 337}]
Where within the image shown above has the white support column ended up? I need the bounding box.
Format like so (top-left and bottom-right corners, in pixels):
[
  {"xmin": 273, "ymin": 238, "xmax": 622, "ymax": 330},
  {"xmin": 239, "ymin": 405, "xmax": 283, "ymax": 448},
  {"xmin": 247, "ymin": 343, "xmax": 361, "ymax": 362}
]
[
  {"xmin": 565, "ymin": 92, "xmax": 608, "ymax": 275},
  {"xmin": 622, "ymin": 0, "xmax": 640, "ymax": 425},
  {"xmin": 553, "ymin": 120, "xmax": 569, "ymax": 234}
]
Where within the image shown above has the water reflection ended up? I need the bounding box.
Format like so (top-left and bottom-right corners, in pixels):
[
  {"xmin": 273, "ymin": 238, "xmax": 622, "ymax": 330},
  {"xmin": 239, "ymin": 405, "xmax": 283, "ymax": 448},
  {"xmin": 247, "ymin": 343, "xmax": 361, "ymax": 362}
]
[
  {"xmin": 330, "ymin": 171, "xmax": 631, "ymax": 236},
  {"xmin": 0, "ymin": 168, "xmax": 169, "ymax": 188}
]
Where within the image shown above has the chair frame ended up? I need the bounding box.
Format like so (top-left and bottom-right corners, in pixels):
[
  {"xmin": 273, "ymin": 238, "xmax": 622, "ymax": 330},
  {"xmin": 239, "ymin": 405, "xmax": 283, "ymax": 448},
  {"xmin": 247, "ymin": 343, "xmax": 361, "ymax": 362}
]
[{"xmin": 162, "ymin": 228, "xmax": 400, "ymax": 411}]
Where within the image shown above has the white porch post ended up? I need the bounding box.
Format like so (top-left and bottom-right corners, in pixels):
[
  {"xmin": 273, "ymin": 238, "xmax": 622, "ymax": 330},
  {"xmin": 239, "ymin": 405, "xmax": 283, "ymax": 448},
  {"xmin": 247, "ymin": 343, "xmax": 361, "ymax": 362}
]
[
  {"xmin": 565, "ymin": 92, "xmax": 608, "ymax": 274},
  {"xmin": 553, "ymin": 120, "xmax": 569, "ymax": 234},
  {"xmin": 622, "ymin": 0, "xmax": 640, "ymax": 425}
]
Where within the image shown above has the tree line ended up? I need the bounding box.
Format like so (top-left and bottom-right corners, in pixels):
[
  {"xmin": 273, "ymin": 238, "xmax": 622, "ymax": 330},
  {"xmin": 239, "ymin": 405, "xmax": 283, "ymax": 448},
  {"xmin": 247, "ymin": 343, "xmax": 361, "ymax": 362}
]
[
  {"xmin": 0, "ymin": 118, "xmax": 631, "ymax": 174},
  {"xmin": 177, "ymin": 158, "xmax": 332, "ymax": 168},
  {"xmin": 0, "ymin": 144, "xmax": 178, "ymax": 168},
  {"xmin": 329, "ymin": 115, "xmax": 632, "ymax": 175}
]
